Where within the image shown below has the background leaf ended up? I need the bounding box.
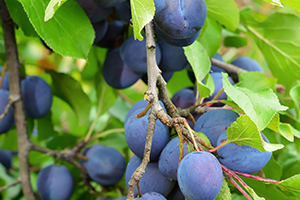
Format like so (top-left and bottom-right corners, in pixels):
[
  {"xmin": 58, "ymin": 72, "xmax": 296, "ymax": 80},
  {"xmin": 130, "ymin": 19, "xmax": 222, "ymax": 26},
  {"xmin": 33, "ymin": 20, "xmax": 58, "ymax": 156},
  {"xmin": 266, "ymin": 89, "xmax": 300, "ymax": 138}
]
[
  {"xmin": 44, "ymin": 0, "xmax": 69, "ymax": 21},
  {"xmin": 130, "ymin": 0, "xmax": 155, "ymax": 41},
  {"xmin": 48, "ymin": 70, "xmax": 92, "ymax": 126},
  {"xmin": 277, "ymin": 174, "xmax": 300, "ymax": 198},
  {"xmin": 18, "ymin": 0, "xmax": 94, "ymax": 58}
]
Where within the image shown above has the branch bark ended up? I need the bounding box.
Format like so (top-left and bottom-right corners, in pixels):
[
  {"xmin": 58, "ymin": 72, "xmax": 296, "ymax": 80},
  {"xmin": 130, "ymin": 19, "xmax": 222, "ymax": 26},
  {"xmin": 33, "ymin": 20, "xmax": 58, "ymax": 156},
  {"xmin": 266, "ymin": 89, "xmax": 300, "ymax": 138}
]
[{"xmin": 0, "ymin": 1, "xmax": 35, "ymax": 199}]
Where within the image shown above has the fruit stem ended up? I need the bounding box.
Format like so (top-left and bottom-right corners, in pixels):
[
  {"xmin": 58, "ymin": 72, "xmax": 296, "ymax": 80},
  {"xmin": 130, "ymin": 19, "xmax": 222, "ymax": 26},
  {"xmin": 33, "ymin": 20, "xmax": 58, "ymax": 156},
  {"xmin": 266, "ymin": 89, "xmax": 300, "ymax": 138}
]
[
  {"xmin": 231, "ymin": 170, "xmax": 279, "ymax": 184},
  {"xmin": 137, "ymin": 103, "xmax": 151, "ymax": 118},
  {"xmin": 227, "ymin": 175, "xmax": 252, "ymax": 200},
  {"xmin": 177, "ymin": 126, "xmax": 184, "ymax": 163},
  {"xmin": 183, "ymin": 121, "xmax": 202, "ymax": 151},
  {"xmin": 91, "ymin": 128, "xmax": 125, "ymax": 141},
  {"xmin": 206, "ymin": 141, "xmax": 229, "ymax": 153}
]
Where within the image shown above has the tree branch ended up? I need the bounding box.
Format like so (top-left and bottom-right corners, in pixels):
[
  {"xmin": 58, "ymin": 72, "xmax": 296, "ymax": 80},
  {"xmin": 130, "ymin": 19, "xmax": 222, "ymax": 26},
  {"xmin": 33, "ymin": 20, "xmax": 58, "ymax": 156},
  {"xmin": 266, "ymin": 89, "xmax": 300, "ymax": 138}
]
[
  {"xmin": 210, "ymin": 57, "xmax": 247, "ymax": 73},
  {"xmin": 0, "ymin": 1, "xmax": 35, "ymax": 199},
  {"xmin": 0, "ymin": 177, "xmax": 21, "ymax": 192}
]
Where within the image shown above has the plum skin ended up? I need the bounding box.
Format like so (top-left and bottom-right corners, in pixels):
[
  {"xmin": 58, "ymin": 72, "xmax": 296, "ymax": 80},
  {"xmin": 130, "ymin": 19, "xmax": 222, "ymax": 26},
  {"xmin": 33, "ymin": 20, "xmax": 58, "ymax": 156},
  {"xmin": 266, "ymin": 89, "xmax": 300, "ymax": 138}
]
[
  {"xmin": 81, "ymin": 144, "xmax": 126, "ymax": 186},
  {"xmin": 193, "ymin": 109, "xmax": 239, "ymax": 147},
  {"xmin": 177, "ymin": 151, "xmax": 223, "ymax": 200},
  {"xmin": 138, "ymin": 192, "xmax": 167, "ymax": 200},
  {"xmin": 0, "ymin": 90, "xmax": 15, "ymax": 134},
  {"xmin": 217, "ymin": 131, "xmax": 272, "ymax": 174},
  {"xmin": 125, "ymin": 155, "xmax": 175, "ymax": 197},
  {"xmin": 125, "ymin": 108, "xmax": 169, "ymax": 161},
  {"xmin": 37, "ymin": 165, "xmax": 74, "ymax": 200},
  {"xmin": 0, "ymin": 150, "xmax": 13, "ymax": 170},
  {"xmin": 158, "ymin": 137, "xmax": 189, "ymax": 180},
  {"xmin": 154, "ymin": 0, "xmax": 207, "ymax": 39},
  {"xmin": 21, "ymin": 76, "xmax": 53, "ymax": 119}
]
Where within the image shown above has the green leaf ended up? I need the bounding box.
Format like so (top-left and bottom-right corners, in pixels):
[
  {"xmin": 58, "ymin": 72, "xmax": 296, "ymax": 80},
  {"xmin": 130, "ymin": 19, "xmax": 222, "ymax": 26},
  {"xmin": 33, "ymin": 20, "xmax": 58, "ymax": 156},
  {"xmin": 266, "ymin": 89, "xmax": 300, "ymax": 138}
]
[
  {"xmin": 0, "ymin": 165, "xmax": 22, "ymax": 199},
  {"xmin": 263, "ymin": 156, "xmax": 282, "ymax": 180},
  {"xmin": 281, "ymin": 0, "xmax": 300, "ymax": 13},
  {"xmin": 0, "ymin": 129, "xmax": 18, "ymax": 151},
  {"xmin": 215, "ymin": 178, "xmax": 232, "ymax": 200},
  {"xmin": 130, "ymin": 0, "xmax": 155, "ymax": 41},
  {"xmin": 226, "ymin": 115, "xmax": 284, "ymax": 152},
  {"xmin": 37, "ymin": 112, "xmax": 59, "ymax": 141},
  {"xmin": 184, "ymin": 41, "xmax": 211, "ymax": 97},
  {"xmin": 206, "ymin": 0, "xmax": 239, "ymax": 31},
  {"xmin": 277, "ymin": 174, "xmax": 300, "ymax": 198},
  {"xmin": 198, "ymin": 17, "xmax": 222, "ymax": 57},
  {"xmin": 95, "ymin": 70, "xmax": 118, "ymax": 116},
  {"xmin": 267, "ymin": 113, "xmax": 294, "ymax": 142},
  {"xmin": 44, "ymin": 0, "xmax": 69, "ymax": 22},
  {"xmin": 19, "ymin": 0, "xmax": 94, "ymax": 58},
  {"xmin": 5, "ymin": 0, "xmax": 38, "ymax": 37},
  {"xmin": 289, "ymin": 81, "xmax": 300, "ymax": 118},
  {"xmin": 48, "ymin": 70, "xmax": 91, "ymax": 126},
  {"xmin": 236, "ymin": 72, "xmax": 277, "ymax": 92},
  {"xmin": 223, "ymin": 73, "xmax": 288, "ymax": 131},
  {"xmin": 198, "ymin": 73, "xmax": 214, "ymax": 98},
  {"xmin": 241, "ymin": 11, "xmax": 300, "ymax": 91},
  {"xmin": 224, "ymin": 36, "xmax": 248, "ymax": 48},
  {"xmin": 46, "ymin": 134, "xmax": 78, "ymax": 150},
  {"xmin": 246, "ymin": 187, "xmax": 265, "ymax": 200}
]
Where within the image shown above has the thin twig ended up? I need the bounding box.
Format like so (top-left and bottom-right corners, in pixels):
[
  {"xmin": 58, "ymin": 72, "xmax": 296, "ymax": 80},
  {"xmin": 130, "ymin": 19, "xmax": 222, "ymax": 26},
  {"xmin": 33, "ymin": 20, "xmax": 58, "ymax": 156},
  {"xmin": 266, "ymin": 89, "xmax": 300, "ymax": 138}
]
[
  {"xmin": 0, "ymin": 96, "xmax": 18, "ymax": 121},
  {"xmin": 0, "ymin": 177, "xmax": 21, "ymax": 192},
  {"xmin": 210, "ymin": 58, "xmax": 247, "ymax": 74}
]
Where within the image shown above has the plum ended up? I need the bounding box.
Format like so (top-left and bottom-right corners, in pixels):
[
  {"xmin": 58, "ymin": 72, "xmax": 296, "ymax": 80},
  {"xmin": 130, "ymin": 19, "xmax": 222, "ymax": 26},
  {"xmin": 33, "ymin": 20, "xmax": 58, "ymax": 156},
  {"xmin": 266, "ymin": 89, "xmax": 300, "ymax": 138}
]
[
  {"xmin": 0, "ymin": 66, "xmax": 9, "ymax": 90},
  {"xmin": 125, "ymin": 155, "xmax": 175, "ymax": 197},
  {"xmin": 76, "ymin": 0, "xmax": 112, "ymax": 22},
  {"xmin": 158, "ymin": 137, "xmax": 189, "ymax": 180},
  {"xmin": 138, "ymin": 192, "xmax": 167, "ymax": 200},
  {"xmin": 194, "ymin": 109, "xmax": 239, "ymax": 147},
  {"xmin": 154, "ymin": 21, "xmax": 200, "ymax": 47},
  {"xmin": 115, "ymin": 2, "xmax": 131, "ymax": 22},
  {"xmin": 0, "ymin": 150, "xmax": 13, "ymax": 170},
  {"xmin": 102, "ymin": 48, "xmax": 143, "ymax": 89},
  {"xmin": 92, "ymin": 20, "xmax": 109, "ymax": 44},
  {"xmin": 171, "ymin": 87, "xmax": 196, "ymax": 109},
  {"xmin": 92, "ymin": 0, "xmax": 126, "ymax": 8},
  {"xmin": 166, "ymin": 183, "xmax": 185, "ymax": 200},
  {"xmin": 157, "ymin": 40, "xmax": 190, "ymax": 72},
  {"xmin": 120, "ymin": 36, "xmax": 162, "ymax": 73},
  {"xmin": 231, "ymin": 57, "xmax": 263, "ymax": 73},
  {"xmin": 0, "ymin": 89, "xmax": 15, "ymax": 134},
  {"xmin": 154, "ymin": 0, "xmax": 207, "ymax": 39},
  {"xmin": 210, "ymin": 53, "xmax": 226, "ymax": 73},
  {"xmin": 202, "ymin": 72, "xmax": 234, "ymax": 106},
  {"xmin": 177, "ymin": 151, "xmax": 223, "ymax": 200},
  {"xmin": 21, "ymin": 76, "xmax": 53, "ymax": 119},
  {"xmin": 81, "ymin": 144, "xmax": 126, "ymax": 185},
  {"xmin": 217, "ymin": 131, "xmax": 272, "ymax": 174},
  {"xmin": 125, "ymin": 99, "xmax": 166, "ymax": 125},
  {"xmin": 97, "ymin": 20, "xmax": 125, "ymax": 48},
  {"xmin": 37, "ymin": 164, "xmax": 74, "ymax": 200},
  {"xmin": 125, "ymin": 108, "xmax": 169, "ymax": 160}
]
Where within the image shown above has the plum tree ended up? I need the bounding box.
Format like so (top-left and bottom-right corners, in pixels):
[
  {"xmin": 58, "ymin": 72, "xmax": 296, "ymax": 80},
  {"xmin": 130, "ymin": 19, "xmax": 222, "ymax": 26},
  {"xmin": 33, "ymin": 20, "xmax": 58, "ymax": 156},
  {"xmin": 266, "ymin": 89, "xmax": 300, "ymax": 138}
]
[
  {"xmin": 92, "ymin": 0, "xmax": 127, "ymax": 8},
  {"xmin": 193, "ymin": 109, "xmax": 239, "ymax": 147},
  {"xmin": 138, "ymin": 192, "xmax": 167, "ymax": 200},
  {"xmin": 120, "ymin": 36, "xmax": 161, "ymax": 73},
  {"xmin": 125, "ymin": 108, "xmax": 169, "ymax": 160},
  {"xmin": 154, "ymin": 0, "xmax": 207, "ymax": 39},
  {"xmin": 157, "ymin": 40, "xmax": 190, "ymax": 71},
  {"xmin": 125, "ymin": 155, "xmax": 175, "ymax": 197},
  {"xmin": 158, "ymin": 137, "xmax": 188, "ymax": 180},
  {"xmin": 75, "ymin": 0, "xmax": 112, "ymax": 22},
  {"xmin": 0, "ymin": 150, "xmax": 13, "ymax": 170},
  {"xmin": 217, "ymin": 131, "xmax": 272, "ymax": 174},
  {"xmin": 0, "ymin": 89, "xmax": 15, "ymax": 134},
  {"xmin": 37, "ymin": 164, "xmax": 74, "ymax": 200},
  {"xmin": 102, "ymin": 48, "xmax": 143, "ymax": 89},
  {"xmin": 21, "ymin": 76, "xmax": 53, "ymax": 119},
  {"xmin": 177, "ymin": 151, "xmax": 223, "ymax": 200},
  {"xmin": 81, "ymin": 144, "xmax": 126, "ymax": 186}
]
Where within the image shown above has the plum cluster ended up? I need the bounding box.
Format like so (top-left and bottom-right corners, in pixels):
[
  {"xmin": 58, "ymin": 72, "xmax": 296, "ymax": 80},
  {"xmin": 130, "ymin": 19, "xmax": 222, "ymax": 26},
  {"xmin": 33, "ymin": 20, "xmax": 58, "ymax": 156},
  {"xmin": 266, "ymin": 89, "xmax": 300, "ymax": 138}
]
[{"xmin": 0, "ymin": 67, "xmax": 53, "ymax": 134}]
